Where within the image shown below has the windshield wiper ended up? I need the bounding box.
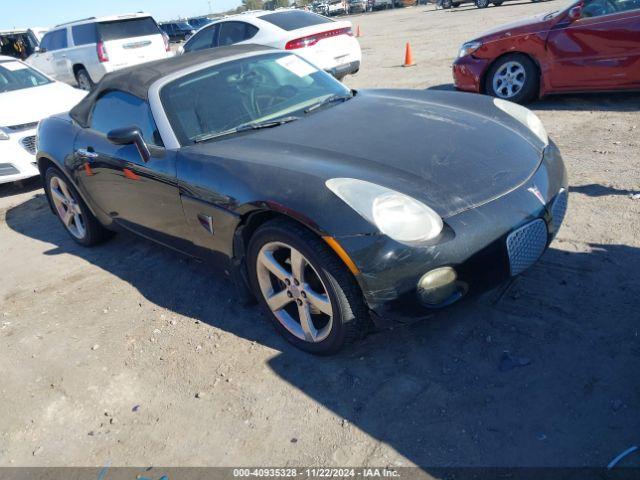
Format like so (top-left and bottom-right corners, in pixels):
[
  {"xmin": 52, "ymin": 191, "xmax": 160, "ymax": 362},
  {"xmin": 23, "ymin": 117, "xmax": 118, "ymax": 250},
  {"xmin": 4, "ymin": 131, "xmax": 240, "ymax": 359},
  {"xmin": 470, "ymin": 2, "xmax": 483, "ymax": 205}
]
[
  {"xmin": 193, "ymin": 116, "xmax": 299, "ymax": 143},
  {"xmin": 304, "ymin": 93, "xmax": 353, "ymax": 114}
]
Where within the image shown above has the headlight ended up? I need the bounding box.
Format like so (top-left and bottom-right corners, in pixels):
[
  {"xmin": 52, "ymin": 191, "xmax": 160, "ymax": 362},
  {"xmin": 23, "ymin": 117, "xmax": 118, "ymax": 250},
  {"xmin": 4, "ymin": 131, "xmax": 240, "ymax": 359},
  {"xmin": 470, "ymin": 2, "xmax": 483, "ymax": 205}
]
[
  {"xmin": 458, "ymin": 41, "xmax": 482, "ymax": 58},
  {"xmin": 493, "ymin": 98, "xmax": 548, "ymax": 146},
  {"xmin": 326, "ymin": 178, "xmax": 444, "ymax": 243},
  {"xmin": 0, "ymin": 128, "xmax": 9, "ymax": 141}
]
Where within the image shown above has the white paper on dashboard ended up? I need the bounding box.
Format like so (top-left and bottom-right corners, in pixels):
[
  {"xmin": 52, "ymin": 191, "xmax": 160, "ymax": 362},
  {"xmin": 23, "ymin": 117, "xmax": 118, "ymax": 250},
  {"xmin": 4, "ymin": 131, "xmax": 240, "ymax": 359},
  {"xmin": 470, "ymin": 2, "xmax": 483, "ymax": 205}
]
[{"xmin": 276, "ymin": 55, "xmax": 317, "ymax": 78}]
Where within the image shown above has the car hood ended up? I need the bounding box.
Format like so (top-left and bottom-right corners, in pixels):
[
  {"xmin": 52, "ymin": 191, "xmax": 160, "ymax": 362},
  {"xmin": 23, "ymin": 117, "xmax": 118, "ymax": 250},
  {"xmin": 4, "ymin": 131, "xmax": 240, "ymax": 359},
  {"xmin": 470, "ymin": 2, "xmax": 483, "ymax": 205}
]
[
  {"xmin": 190, "ymin": 89, "xmax": 546, "ymax": 219},
  {"xmin": 472, "ymin": 11, "xmax": 561, "ymax": 42},
  {"xmin": 0, "ymin": 82, "xmax": 86, "ymax": 128}
]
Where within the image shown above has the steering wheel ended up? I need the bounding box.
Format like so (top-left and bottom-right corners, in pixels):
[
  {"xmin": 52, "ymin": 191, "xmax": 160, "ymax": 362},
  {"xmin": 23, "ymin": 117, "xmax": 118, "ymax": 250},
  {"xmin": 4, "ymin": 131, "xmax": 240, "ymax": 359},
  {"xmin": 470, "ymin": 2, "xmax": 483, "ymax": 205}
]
[{"xmin": 262, "ymin": 85, "xmax": 299, "ymax": 111}]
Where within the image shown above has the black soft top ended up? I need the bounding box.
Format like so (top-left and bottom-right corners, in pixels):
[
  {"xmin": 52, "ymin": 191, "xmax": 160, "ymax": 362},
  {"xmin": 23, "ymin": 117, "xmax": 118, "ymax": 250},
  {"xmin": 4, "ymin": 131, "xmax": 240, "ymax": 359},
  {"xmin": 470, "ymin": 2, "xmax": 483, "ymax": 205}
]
[{"xmin": 70, "ymin": 44, "xmax": 272, "ymax": 128}]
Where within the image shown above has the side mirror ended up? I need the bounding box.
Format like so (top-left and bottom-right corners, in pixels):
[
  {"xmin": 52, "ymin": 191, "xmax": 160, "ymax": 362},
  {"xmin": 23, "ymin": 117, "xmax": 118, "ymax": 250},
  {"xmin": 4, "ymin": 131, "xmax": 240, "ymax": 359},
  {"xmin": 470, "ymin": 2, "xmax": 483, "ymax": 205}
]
[
  {"xmin": 568, "ymin": 3, "xmax": 583, "ymax": 20},
  {"xmin": 107, "ymin": 126, "xmax": 151, "ymax": 163}
]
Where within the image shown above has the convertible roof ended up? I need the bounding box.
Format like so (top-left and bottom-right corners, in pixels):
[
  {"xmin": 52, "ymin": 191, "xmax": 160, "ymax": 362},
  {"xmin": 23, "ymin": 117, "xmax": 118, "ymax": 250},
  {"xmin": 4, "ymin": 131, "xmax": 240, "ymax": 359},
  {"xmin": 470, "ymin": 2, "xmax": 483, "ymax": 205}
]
[{"xmin": 69, "ymin": 44, "xmax": 272, "ymax": 128}]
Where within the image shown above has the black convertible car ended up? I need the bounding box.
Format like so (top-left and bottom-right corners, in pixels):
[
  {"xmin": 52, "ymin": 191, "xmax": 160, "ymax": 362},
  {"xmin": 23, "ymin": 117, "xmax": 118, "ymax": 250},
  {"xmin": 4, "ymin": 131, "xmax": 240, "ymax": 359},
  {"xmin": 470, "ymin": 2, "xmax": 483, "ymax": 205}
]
[{"xmin": 36, "ymin": 45, "xmax": 568, "ymax": 354}]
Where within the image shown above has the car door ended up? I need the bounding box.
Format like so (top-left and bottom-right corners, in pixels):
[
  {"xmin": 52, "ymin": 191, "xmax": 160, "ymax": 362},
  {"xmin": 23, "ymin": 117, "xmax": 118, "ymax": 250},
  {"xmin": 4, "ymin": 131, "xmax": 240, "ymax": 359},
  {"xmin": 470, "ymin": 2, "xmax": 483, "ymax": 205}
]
[
  {"xmin": 73, "ymin": 90, "xmax": 193, "ymax": 251},
  {"xmin": 27, "ymin": 31, "xmax": 56, "ymax": 76},
  {"xmin": 50, "ymin": 28, "xmax": 74, "ymax": 84},
  {"xmin": 546, "ymin": 0, "xmax": 640, "ymax": 90},
  {"xmin": 183, "ymin": 23, "xmax": 219, "ymax": 53}
]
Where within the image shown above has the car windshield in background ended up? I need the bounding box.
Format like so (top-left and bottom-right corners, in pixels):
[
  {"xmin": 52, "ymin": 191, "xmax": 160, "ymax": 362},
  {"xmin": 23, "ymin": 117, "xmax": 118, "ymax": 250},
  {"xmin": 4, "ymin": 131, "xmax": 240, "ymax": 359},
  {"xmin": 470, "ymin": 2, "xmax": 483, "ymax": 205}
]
[
  {"xmin": 0, "ymin": 60, "xmax": 51, "ymax": 93},
  {"xmin": 259, "ymin": 11, "xmax": 333, "ymax": 31},
  {"xmin": 97, "ymin": 17, "xmax": 160, "ymax": 41},
  {"xmin": 175, "ymin": 23, "xmax": 194, "ymax": 31},
  {"xmin": 161, "ymin": 52, "xmax": 351, "ymax": 145}
]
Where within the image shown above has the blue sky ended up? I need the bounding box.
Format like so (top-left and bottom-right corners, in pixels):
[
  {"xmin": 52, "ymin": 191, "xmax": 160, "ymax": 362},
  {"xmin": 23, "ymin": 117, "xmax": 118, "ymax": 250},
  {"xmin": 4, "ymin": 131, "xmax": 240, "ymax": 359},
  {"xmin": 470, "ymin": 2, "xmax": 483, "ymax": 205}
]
[{"xmin": 1, "ymin": 0, "xmax": 243, "ymax": 30}]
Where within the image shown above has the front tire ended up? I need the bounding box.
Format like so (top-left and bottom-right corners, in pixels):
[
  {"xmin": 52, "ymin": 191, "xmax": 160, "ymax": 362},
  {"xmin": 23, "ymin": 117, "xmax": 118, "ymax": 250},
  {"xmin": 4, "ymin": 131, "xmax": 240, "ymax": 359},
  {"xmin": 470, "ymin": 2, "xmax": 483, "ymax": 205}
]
[
  {"xmin": 75, "ymin": 67, "xmax": 94, "ymax": 91},
  {"xmin": 45, "ymin": 167, "xmax": 112, "ymax": 246},
  {"xmin": 485, "ymin": 53, "xmax": 538, "ymax": 104},
  {"xmin": 247, "ymin": 219, "xmax": 371, "ymax": 355}
]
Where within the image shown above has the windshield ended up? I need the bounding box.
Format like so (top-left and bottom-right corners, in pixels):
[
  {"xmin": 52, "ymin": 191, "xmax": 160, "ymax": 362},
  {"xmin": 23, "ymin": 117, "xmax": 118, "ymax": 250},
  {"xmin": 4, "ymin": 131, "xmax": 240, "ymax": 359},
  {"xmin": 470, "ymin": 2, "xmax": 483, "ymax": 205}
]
[
  {"xmin": 0, "ymin": 60, "xmax": 51, "ymax": 93},
  {"xmin": 160, "ymin": 52, "xmax": 352, "ymax": 145},
  {"xmin": 175, "ymin": 23, "xmax": 194, "ymax": 31}
]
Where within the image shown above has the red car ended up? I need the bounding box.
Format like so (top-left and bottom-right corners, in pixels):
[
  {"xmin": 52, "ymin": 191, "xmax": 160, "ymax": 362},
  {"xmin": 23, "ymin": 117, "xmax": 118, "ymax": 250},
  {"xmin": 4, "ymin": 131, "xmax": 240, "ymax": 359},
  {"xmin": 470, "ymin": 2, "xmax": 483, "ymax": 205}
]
[{"xmin": 453, "ymin": 0, "xmax": 640, "ymax": 103}]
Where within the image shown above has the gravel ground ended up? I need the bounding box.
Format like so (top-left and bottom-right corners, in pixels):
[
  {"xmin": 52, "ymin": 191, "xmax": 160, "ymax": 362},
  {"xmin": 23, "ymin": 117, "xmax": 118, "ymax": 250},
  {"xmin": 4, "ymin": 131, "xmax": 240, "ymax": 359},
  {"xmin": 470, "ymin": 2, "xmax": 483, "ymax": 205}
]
[{"xmin": 1, "ymin": 1, "xmax": 640, "ymax": 471}]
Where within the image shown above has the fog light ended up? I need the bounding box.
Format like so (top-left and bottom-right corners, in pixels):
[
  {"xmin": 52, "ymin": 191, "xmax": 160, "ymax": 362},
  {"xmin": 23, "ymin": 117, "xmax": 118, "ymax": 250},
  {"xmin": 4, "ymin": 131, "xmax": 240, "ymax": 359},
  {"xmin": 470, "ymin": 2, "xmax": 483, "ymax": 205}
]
[{"xmin": 417, "ymin": 267, "xmax": 458, "ymax": 306}]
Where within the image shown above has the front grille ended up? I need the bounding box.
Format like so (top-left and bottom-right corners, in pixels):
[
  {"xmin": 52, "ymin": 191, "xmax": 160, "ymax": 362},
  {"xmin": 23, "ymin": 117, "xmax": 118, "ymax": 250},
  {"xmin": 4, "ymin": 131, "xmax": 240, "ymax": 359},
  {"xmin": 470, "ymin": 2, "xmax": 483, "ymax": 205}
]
[
  {"xmin": 0, "ymin": 163, "xmax": 20, "ymax": 177},
  {"xmin": 506, "ymin": 219, "xmax": 548, "ymax": 276},
  {"xmin": 20, "ymin": 135, "xmax": 36, "ymax": 155},
  {"xmin": 8, "ymin": 121, "xmax": 38, "ymax": 132},
  {"xmin": 550, "ymin": 188, "xmax": 568, "ymax": 234}
]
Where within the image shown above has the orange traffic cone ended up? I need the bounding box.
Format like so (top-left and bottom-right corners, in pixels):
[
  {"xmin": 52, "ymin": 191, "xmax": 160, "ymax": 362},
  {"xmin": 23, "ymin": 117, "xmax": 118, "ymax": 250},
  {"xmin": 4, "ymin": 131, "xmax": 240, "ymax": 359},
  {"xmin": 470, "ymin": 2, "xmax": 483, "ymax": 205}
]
[
  {"xmin": 356, "ymin": 25, "xmax": 362, "ymax": 37},
  {"xmin": 403, "ymin": 42, "xmax": 416, "ymax": 67}
]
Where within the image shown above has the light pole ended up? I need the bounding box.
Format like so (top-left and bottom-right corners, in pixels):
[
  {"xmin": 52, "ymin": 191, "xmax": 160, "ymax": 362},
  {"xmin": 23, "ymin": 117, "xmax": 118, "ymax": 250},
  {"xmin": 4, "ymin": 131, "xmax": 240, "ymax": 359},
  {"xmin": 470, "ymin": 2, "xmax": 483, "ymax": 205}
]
[{"xmin": 208, "ymin": 0, "xmax": 212, "ymax": 13}]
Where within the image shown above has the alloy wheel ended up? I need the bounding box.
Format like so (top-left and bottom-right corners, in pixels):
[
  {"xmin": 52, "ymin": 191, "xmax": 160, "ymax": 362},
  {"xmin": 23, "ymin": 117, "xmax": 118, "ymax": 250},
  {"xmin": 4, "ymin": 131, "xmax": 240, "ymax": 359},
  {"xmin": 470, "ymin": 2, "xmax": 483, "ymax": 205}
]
[
  {"xmin": 49, "ymin": 175, "xmax": 86, "ymax": 240},
  {"xmin": 256, "ymin": 241, "xmax": 334, "ymax": 343},
  {"xmin": 492, "ymin": 61, "xmax": 526, "ymax": 99}
]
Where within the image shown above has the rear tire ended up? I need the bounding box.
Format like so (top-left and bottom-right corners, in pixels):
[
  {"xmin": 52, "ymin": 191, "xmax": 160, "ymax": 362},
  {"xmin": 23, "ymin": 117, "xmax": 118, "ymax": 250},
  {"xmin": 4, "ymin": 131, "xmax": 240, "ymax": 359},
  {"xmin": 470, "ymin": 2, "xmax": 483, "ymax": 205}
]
[
  {"xmin": 485, "ymin": 53, "xmax": 539, "ymax": 104},
  {"xmin": 75, "ymin": 67, "xmax": 94, "ymax": 91},
  {"xmin": 493, "ymin": 1, "xmax": 503, "ymax": 5},
  {"xmin": 45, "ymin": 167, "xmax": 112, "ymax": 246},
  {"xmin": 247, "ymin": 219, "xmax": 371, "ymax": 355},
  {"xmin": 442, "ymin": 0, "xmax": 453, "ymax": 8}
]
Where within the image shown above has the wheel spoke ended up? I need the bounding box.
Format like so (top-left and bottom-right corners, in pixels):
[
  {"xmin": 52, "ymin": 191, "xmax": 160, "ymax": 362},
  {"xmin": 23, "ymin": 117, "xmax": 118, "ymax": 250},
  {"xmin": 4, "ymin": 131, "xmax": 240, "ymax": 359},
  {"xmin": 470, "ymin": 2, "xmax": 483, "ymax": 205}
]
[
  {"xmin": 305, "ymin": 287, "xmax": 332, "ymax": 316},
  {"xmin": 62, "ymin": 209, "xmax": 74, "ymax": 226},
  {"xmin": 298, "ymin": 303, "xmax": 317, "ymax": 342},
  {"xmin": 267, "ymin": 289, "xmax": 292, "ymax": 312},
  {"xmin": 290, "ymin": 247, "xmax": 306, "ymax": 283},
  {"xmin": 73, "ymin": 213, "xmax": 83, "ymax": 228},
  {"xmin": 58, "ymin": 181, "xmax": 73, "ymax": 203},
  {"xmin": 259, "ymin": 250, "xmax": 290, "ymax": 282},
  {"xmin": 50, "ymin": 188, "xmax": 67, "ymax": 205}
]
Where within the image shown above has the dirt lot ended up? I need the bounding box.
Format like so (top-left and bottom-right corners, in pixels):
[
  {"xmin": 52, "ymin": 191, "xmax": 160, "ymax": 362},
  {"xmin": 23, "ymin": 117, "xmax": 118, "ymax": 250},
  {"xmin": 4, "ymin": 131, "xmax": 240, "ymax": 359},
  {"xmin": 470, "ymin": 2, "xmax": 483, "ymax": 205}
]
[{"xmin": 1, "ymin": 0, "xmax": 640, "ymax": 471}]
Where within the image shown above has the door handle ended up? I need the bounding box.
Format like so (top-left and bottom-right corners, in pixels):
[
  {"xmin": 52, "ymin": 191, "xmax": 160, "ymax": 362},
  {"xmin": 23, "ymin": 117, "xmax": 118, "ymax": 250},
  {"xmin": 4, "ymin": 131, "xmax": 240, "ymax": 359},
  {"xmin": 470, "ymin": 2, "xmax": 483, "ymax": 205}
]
[{"xmin": 76, "ymin": 148, "xmax": 98, "ymax": 159}]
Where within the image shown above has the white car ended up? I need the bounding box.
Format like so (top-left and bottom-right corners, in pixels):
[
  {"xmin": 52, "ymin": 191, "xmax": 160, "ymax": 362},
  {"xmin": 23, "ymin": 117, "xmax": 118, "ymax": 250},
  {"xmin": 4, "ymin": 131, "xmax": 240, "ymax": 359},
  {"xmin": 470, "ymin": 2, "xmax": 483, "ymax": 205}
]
[
  {"xmin": 0, "ymin": 56, "xmax": 86, "ymax": 184},
  {"xmin": 181, "ymin": 10, "xmax": 361, "ymax": 80},
  {"xmin": 26, "ymin": 13, "xmax": 171, "ymax": 90}
]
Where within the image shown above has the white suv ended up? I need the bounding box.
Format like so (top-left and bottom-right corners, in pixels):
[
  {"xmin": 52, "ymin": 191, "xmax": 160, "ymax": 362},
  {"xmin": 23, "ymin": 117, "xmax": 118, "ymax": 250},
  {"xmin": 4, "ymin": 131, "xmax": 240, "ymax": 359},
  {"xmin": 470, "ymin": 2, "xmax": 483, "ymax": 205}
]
[{"xmin": 26, "ymin": 13, "xmax": 171, "ymax": 90}]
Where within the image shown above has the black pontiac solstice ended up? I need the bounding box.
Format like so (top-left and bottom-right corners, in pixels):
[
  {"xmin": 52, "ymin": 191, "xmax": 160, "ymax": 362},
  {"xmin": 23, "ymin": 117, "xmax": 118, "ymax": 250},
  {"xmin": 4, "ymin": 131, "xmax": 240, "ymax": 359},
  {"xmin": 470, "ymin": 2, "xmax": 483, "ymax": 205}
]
[{"xmin": 36, "ymin": 45, "xmax": 568, "ymax": 354}]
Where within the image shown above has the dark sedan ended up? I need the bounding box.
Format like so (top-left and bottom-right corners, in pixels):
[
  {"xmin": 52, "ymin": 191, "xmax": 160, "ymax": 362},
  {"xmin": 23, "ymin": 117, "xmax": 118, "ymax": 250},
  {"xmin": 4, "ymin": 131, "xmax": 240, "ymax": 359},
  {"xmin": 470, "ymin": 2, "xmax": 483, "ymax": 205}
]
[
  {"xmin": 36, "ymin": 45, "xmax": 568, "ymax": 354},
  {"xmin": 159, "ymin": 22, "xmax": 196, "ymax": 42}
]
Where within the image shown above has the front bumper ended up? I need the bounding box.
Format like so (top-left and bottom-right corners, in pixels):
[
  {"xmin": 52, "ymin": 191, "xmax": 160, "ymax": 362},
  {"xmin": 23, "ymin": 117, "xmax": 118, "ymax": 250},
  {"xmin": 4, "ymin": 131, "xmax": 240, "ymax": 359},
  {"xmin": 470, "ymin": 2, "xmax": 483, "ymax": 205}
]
[
  {"xmin": 0, "ymin": 128, "xmax": 39, "ymax": 184},
  {"xmin": 337, "ymin": 142, "xmax": 568, "ymax": 324},
  {"xmin": 452, "ymin": 55, "xmax": 490, "ymax": 93}
]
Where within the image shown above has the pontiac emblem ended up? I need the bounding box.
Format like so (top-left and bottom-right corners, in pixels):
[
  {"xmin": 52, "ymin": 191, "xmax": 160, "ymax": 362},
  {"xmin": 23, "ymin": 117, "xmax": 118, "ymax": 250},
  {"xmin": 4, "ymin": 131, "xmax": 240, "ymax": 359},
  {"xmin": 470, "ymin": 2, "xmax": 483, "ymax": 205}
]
[{"xmin": 528, "ymin": 186, "xmax": 545, "ymax": 205}]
